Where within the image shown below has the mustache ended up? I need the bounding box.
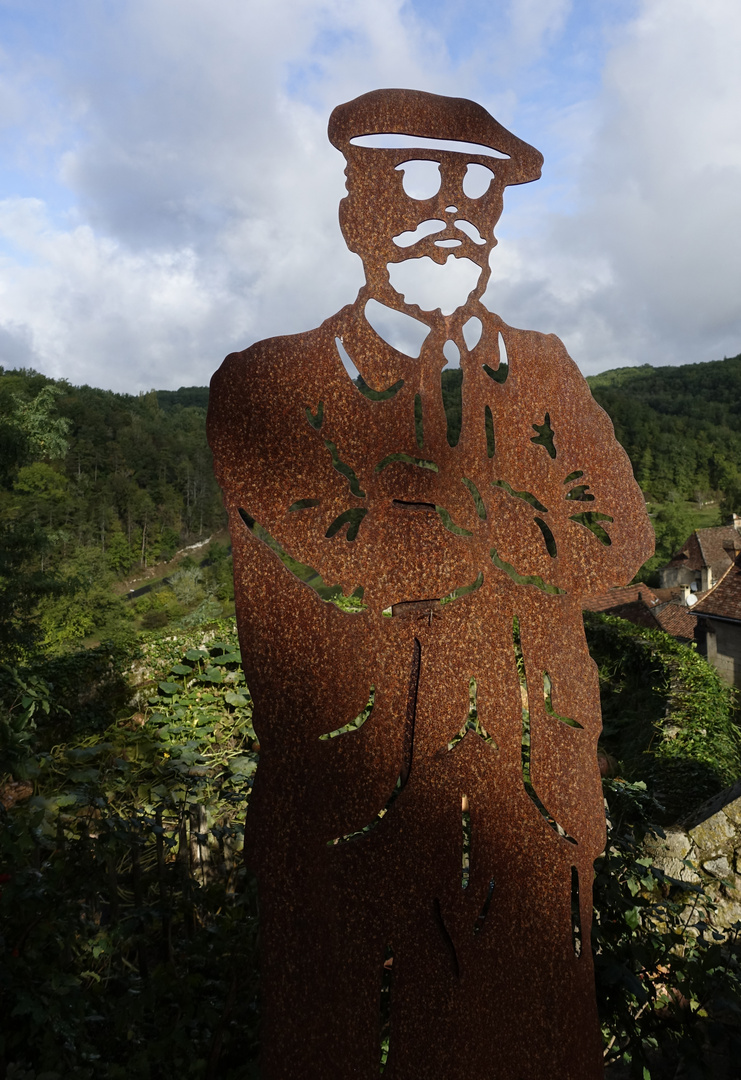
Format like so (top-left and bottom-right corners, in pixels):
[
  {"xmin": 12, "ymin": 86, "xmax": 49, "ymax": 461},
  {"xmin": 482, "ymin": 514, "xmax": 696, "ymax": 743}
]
[{"xmin": 393, "ymin": 219, "xmax": 486, "ymax": 248}]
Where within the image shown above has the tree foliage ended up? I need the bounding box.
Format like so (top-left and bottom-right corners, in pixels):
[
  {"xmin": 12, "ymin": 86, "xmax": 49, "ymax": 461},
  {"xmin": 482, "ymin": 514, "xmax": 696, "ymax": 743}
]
[
  {"xmin": 587, "ymin": 353, "xmax": 741, "ymax": 503},
  {"xmin": 0, "ymin": 369, "xmax": 227, "ymax": 659}
]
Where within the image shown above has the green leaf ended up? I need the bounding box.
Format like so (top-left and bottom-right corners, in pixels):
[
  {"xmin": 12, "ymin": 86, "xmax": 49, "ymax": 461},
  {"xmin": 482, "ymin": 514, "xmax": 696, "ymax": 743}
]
[
  {"xmin": 185, "ymin": 648, "xmax": 208, "ymax": 661},
  {"xmin": 225, "ymin": 692, "xmax": 249, "ymax": 707},
  {"xmin": 170, "ymin": 663, "xmax": 192, "ymax": 675},
  {"xmin": 158, "ymin": 681, "xmax": 181, "ymax": 695},
  {"xmin": 624, "ymin": 906, "xmax": 641, "ymax": 930}
]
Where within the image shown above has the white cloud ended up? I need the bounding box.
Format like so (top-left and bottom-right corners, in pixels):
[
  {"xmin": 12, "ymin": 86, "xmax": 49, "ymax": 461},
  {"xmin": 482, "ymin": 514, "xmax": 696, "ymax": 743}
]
[
  {"xmin": 488, "ymin": 0, "xmax": 741, "ymax": 373},
  {"xmin": 0, "ymin": 0, "xmax": 739, "ymax": 391}
]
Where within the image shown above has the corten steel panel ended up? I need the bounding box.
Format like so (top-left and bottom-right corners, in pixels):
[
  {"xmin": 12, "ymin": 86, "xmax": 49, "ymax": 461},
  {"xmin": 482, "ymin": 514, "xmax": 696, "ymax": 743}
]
[{"xmin": 208, "ymin": 89, "xmax": 654, "ymax": 1079}]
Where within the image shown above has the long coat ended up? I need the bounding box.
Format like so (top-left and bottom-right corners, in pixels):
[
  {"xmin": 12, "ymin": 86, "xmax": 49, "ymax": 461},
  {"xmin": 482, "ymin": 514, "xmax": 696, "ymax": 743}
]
[{"xmin": 208, "ymin": 296, "xmax": 653, "ymax": 1080}]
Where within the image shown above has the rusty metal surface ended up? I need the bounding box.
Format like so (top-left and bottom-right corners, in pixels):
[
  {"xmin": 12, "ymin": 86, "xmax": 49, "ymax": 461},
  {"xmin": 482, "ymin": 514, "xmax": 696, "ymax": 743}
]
[{"xmin": 207, "ymin": 89, "xmax": 654, "ymax": 1079}]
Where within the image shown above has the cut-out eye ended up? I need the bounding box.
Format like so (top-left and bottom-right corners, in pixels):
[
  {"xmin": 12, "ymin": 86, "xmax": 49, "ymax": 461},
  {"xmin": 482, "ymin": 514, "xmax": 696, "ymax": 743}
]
[
  {"xmin": 396, "ymin": 160, "xmax": 441, "ymax": 200},
  {"xmin": 462, "ymin": 163, "xmax": 495, "ymax": 199}
]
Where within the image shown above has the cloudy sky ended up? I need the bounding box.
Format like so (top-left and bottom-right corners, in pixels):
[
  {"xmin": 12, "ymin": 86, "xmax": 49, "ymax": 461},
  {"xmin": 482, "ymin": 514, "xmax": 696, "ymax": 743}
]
[{"xmin": 0, "ymin": 0, "xmax": 739, "ymax": 393}]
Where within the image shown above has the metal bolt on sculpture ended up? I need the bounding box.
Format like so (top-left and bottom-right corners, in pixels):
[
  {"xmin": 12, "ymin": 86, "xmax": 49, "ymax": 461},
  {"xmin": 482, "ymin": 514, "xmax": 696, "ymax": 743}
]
[{"xmin": 207, "ymin": 89, "xmax": 654, "ymax": 1080}]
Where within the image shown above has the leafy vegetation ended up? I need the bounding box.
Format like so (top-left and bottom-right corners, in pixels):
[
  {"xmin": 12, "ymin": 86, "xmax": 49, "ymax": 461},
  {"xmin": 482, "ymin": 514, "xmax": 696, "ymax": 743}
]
[
  {"xmin": 1, "ymin": 613, "xmax": 739, "ymax": 1076},
  {"xmin": 595, "ymin": 779, "xmax": 741, "ymax": 1078},
  {"xmin": 1, "ymin": 622, "xmax": 259, "ymax": 1079},
  {"xmin": 0, "ymin": 367, "xmax": 228, "ymax": 657},
  {"xmin": 585, "ymin": 612, "xmax": 741, "ymax": 821},
  {"xmin": 4, "ymin": 355, "xmax": 741, "ymax": 1075},
  {"xmin": 587, "ymin": 352, "xmax": 741, "ymax": 505}
]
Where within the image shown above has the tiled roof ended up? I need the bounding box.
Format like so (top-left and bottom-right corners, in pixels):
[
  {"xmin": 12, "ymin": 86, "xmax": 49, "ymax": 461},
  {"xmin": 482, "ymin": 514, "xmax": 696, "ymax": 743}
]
[
  {"xmin": 693, "ymin": 556, "xmax": 741, "ymax": 622},
  {"xmin": 583, "ymin": 583, "xmax": 699, "ymax": 642},
  {"xmin": 653, "ymin": 603, "xmax": 698, "ymax": 642},
  {"xmin": 665, "ymin": 526, "xmax": 741, "ymax": 573},
  {"xmin": 583, "ymin": 584, "xmax": 660, "ymax": 612},
  {"xmin": 583, "ymin": 585, "xmax": 662, "ymax": 631}
]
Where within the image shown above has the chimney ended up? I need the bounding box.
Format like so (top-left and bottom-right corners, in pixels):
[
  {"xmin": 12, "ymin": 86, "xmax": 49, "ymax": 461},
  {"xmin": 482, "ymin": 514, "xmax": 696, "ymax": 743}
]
[
  {"xmin": 700, "ymin": 566, "xmax": 713, "ymax": 591},
  {"xmin": 680, "ymin": 584, "xmax": 691, "ymax": 604}
]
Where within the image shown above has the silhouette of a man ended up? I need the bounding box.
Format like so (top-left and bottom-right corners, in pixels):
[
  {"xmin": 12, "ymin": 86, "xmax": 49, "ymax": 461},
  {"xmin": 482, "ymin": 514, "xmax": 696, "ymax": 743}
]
[{"xmin": 208, "ymin": 89, "xmax": 652, "ymax": 1080}]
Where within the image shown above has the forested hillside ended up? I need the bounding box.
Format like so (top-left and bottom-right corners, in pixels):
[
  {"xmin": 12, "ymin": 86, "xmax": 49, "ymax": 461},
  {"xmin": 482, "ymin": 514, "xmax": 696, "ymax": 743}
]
[
  {"xmin": 587, "ymin": 352, "xmax": 741, "ymax": 504},
  {"xmin": 0, "ymin": 367, "xmax": 226, "ymax": 656},
  {"xmin": 4, "ymin": 350, "xmax": 741, "ymax": 657}
]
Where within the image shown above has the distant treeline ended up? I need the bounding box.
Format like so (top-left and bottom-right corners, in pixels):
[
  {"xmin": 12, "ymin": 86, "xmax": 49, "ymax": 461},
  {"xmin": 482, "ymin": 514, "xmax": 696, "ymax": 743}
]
[
  {"xmin": 0, "ymin": 367, "xmax": 225, "ymax": 655},
  {"xmin": 587, "ymin": 353, "xmax": 741, "ymax": 503},
  {"xmin": 4, "ymin": 351, "xmax": 741, "ymax": 656}
]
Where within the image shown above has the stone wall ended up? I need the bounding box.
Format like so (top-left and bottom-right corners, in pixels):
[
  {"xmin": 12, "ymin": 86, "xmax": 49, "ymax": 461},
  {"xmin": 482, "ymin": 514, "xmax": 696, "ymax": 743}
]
[
  {"xmin": 645, "ymin": 778, "xmax": 741, "ymax": 933},
  {"xmin": 698, "ymin": 616, "xmax": 741, "ymax": 688}
]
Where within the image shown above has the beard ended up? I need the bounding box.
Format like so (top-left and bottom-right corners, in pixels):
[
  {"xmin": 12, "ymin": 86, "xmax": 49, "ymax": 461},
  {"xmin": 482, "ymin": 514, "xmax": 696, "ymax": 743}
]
[{"xmin": 387, "ymin": 255, "xmax": 482, "ymax": 316}]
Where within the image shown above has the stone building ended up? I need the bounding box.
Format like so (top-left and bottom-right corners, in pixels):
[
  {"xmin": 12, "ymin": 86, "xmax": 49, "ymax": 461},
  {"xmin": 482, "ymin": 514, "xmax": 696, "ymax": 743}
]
[
  {"xmin": 659, "ymin": 520, "xmax": 741, "ymax": 592},
  {"xmin": 693, "ymin": 553, "xmax": 741, "ymax": 686}
]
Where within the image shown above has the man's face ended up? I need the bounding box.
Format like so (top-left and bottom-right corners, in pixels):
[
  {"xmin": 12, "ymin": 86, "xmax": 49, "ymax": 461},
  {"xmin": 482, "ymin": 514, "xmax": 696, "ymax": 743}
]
[{"xmin": 339, "ymin": 146, "xmax": 506, "ymax": 309}]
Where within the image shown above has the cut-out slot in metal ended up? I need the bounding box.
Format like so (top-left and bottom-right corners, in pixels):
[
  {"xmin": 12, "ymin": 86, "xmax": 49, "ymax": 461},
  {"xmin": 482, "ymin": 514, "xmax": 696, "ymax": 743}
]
[
  {"xmin": 513, "ymin": 617, "xmax": 576, "ymax": 843},
  {"xmin": 393, "ymin": 219, "xmax": 445, "ymax": 247},
  {"xmin": 439, "ymin": 571, "xmax": 484, "ymax": 606},
  {"xmin": 482, "ymin": 361, "xmax": 508, "ymax": 384},
  {"xmin": 288, "ymin": 498, "xmax": 320, "ymax": 512},
  {"xmin": 306, "ymin": 401, "xmax": 324, "ymax": 430},
  {"xmin": 483, "ymin": 332, "xmax": 509, "ymax": 382},
  {"xmin": 447, "ymin": 676, "xmax": 498, "ymax": 750},
  {"xmin": 324, "ymin": 439, "xmax": 366, "ymax": 497},
  {"xmin": 414, "ymin": 393, "xmax": 424, "ymax": 447},
  {"xmin": 571, "ymin": 866, "xmax": 582, "ymax": 957},
  {"xmin": 490, "ymin": 548, "xmax": 565, "ymax": 596},
  {"xmin": 454, "ymin": 219, "xmax": 486, "ymax": 245},
  {"xmin": 485, "ymin": 405, "xmax": 495, "ymax": 458},
  {"xmin": 462, "ymin": 315, "xmax": 483, "ymax": 349},
  {"xmin": 569, "ymin": 511, "xmax": 613, "ymax": 546},
  {"xmin": 435, "ymin": 504, "xmax": 472, "ymax": 537},
  {"xmin": 543, "ymin": 672, "xmax": 582, "ymax": 728},
  {"xmin": 380, "ymin": 944, "xmax": 394, "ymax": 1074},
  {"xmin": 461, "ymin": 794, "xmax": 471, "ymax": 889},
  {"xmin": 364, "ymin": 299, "xmax": 430, "ymax": 358},
  {"xmin": 462, "ymin": 162, "xmax": 495, "ymax": 198},
  {"xmin": 330, "ymin": 636, "xmax": 420, "ymax": 842},
  {"xmin": 375, "ymin": 453, "xmax": 439, "ymax": 474},
  {"xmin": 330, "ymin": 775, "xmax": 403, "ymax": 845},
  {"xmin": 462, "ymin": 477, "xmax": 486, "ymax": 520},
  {"xmin": 492, "ymin": 478, "xmax": 548, "ymax": 513},
  {"xmin": 319, "ymin": 686, "xmax": 375, "ymax": 740},
  {"xmin": 433, "ymin": 897, "xmax": 460, "ymax": 978},
  {"xmin": 238, "ymin": 508, "xmax": 366, "ymax": 611},
  {"xmin": 473, "ymin": 879, "xmax": 495, "ymax": 935},
  {"xmin": 395, "ymin": 159, "xmax": 441, "ymax": 200},
  {"xmin": 325, "ymin": 507, "xmax": 368, "ymax": 541},
  {"xmin": 534, "ymin": 516, "xmax": 557, "ymax": 558},
  {"xmin": 565, "ymin": 484, "xmax": 594, "ymax": 502},
  {"xmin": 393, "ymin": 499, "xmax": 436, "ymax": 513},
  {"xmin": 531, "ymin": 412, "xmax": 556, "ymax": 458},
  {"xmin": 335, "ymin": 337, "xmax": 405, "ymax": 401},
  {"xmin": 441, "ymin": 366, "xmax": 463, "ymax": 447}
]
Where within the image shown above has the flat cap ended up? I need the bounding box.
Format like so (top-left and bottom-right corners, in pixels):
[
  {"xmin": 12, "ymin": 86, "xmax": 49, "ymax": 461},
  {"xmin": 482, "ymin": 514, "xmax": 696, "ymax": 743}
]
[{"xmin": 329, "ymin": 88, "xmax": 543, "ymax": 186}]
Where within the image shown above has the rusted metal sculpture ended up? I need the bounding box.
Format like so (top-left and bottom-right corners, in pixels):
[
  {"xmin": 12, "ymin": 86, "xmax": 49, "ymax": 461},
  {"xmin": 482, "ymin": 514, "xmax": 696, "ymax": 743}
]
[{"xmin": 207, "ymin": 89, "xmax": 654, "ymax": 1079}]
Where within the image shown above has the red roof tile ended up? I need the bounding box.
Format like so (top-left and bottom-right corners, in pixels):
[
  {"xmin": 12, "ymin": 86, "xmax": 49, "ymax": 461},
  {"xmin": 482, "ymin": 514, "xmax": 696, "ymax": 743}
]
[
  {"xmin": 653, "ymin": 603, "xmax": 698, "ymax": 642},
  {"xmin": 693, "ymin": 556, "xmax": 741, "ymax": 622},
  {"xmin": 583, "ymin": 584, "xmax": 660, "ymax": 612},
  {"xmin": 583, "ymin": 584, "xmax": 699, "ymax": 642},
  {"xmin": 665, "ymin": 526, "xmax": 741, "ymax": 573}
]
